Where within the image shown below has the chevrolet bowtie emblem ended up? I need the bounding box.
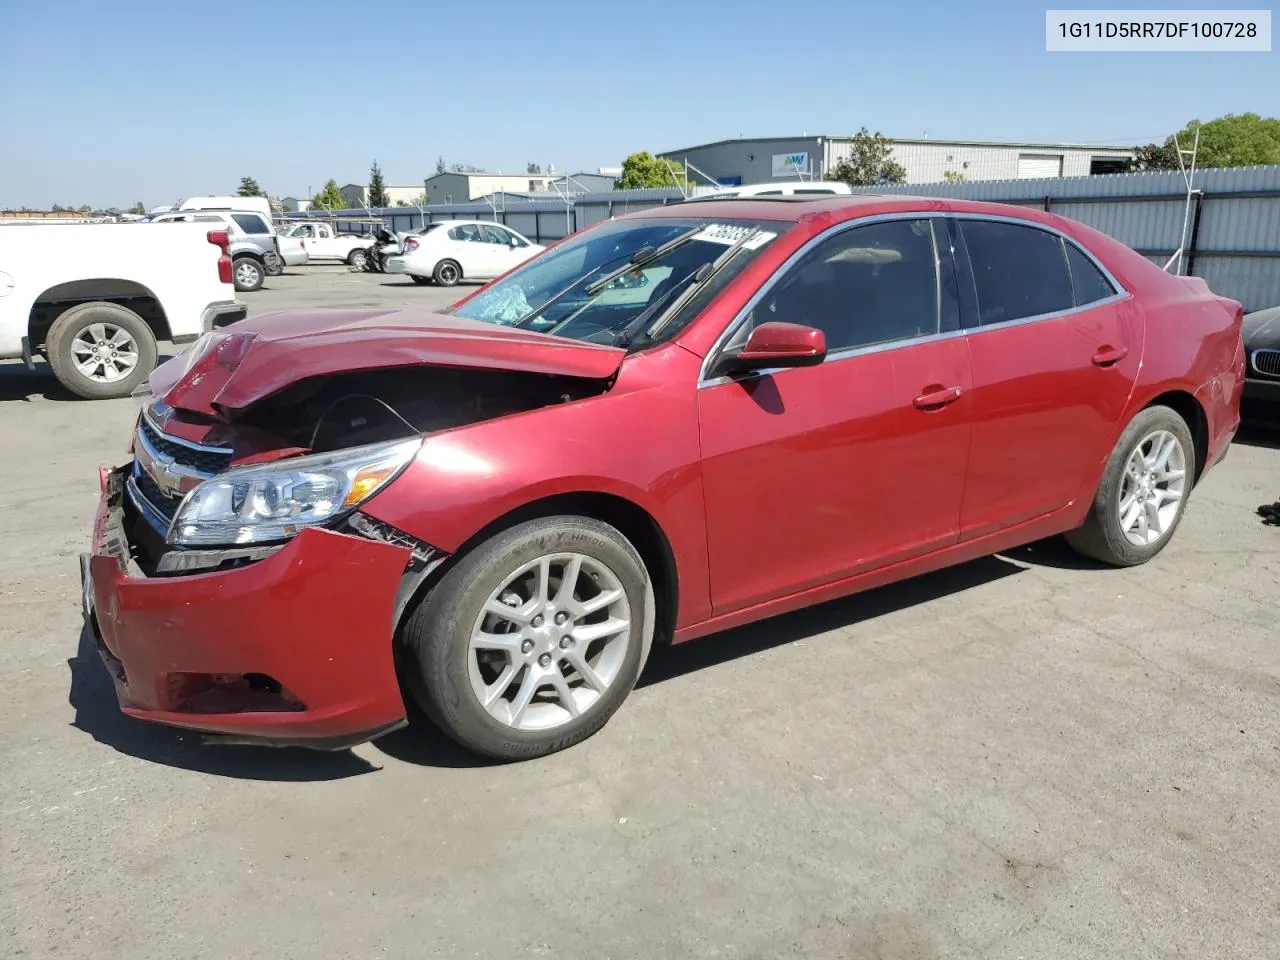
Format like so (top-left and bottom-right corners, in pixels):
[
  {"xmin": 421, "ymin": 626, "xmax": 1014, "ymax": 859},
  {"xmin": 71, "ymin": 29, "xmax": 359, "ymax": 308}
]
[{"xmin": 134, "ymin": 431, "xmax": 205, "ymax": 498}]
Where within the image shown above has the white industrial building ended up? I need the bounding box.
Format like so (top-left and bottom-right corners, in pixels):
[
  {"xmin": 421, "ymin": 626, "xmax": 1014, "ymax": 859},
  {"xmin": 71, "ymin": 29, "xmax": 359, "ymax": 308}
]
[
  {"xmin": 660, "ymin": 135, "xmax": 1135, "ymax": 186},
  {"xmin": 422, "ymin": 172, "xmax": 560, "ymax": 204}
]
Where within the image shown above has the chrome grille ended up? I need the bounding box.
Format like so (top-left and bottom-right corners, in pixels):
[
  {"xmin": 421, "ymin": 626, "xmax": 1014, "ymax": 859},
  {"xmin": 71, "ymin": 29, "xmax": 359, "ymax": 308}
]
[
  {"xmin": 138, "ymin": 416, "xmax": 232, "ymax": 474},
  {"xmin": 1252, "ymin": 349, "xmax": 1280, "ymax": 379},
  {"xmin": 132, "ymin": 466, "xmax": 182, "ymax": 522}
]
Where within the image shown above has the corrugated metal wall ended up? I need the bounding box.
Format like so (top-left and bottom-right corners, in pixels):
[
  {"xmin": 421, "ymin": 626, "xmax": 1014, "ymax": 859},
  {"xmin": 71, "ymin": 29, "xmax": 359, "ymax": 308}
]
[
  {"xmin": 847, "ymin": 166, "xmax": 1280, "ymax": 311},
  {"xmin": 299, "ymin": 165, "xmax": 1280, "ymax": 312}
]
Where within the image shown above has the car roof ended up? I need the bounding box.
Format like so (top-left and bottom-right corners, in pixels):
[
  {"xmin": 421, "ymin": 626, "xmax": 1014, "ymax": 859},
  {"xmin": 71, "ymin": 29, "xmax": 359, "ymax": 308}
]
[{"xmin": 626, "ymin": 194, "xmax": 1068, "ymax": 230}]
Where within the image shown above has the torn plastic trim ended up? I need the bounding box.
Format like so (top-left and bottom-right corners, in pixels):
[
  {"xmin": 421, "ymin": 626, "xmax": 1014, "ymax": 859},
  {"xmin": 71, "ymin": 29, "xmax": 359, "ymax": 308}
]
[
  {"xmin": 346, "ymin": 512, "xmax": 450, "ymax": 623},
  {"xmin": 156, "ymin": 543, "xmax": 284, "ymax": 575}
]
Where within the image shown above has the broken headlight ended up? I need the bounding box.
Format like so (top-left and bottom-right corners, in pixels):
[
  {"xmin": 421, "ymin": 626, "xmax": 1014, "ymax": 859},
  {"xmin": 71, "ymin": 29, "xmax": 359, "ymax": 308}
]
[{"xmin": 168, "ymin": 437, "xmax": 422, "ymax": 547}]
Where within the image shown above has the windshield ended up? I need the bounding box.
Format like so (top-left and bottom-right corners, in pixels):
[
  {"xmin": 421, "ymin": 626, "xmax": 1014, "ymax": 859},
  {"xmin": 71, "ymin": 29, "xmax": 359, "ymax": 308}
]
[{"xmin": 450, "ymin": 217, "xmax": 787, "ymax": 348}]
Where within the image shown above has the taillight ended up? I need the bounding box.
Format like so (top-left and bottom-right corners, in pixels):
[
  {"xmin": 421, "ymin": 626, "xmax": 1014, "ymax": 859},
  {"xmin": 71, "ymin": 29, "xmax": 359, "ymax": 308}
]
[
  {"xmin": 207, "ymin": 230, "xmax": 232, "ymax": 284},
  {"xmin": 404, "ymin": 237, "xmax": 419, "ymax": 252}
]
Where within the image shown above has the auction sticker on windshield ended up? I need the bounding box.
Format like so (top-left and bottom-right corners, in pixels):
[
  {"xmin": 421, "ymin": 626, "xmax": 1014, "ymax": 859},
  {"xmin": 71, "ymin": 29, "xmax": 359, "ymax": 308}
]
[{"xmin": 693, "ymin": 224, "xmax": 778, "ymax": 247}]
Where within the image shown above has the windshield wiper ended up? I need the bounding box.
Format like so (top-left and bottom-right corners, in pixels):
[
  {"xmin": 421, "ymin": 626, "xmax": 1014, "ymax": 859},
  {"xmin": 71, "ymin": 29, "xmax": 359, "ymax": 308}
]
[
  {"xmin": 512, "ymin": 226, "xmax": 704, "ymax": 329},
  {"xmin": 613, "ymin": 228, "xmax": 761, "ymax": 349},
  {"xmin": 582, "ymin": 227, "xmax": 703, "ymax": 296}
]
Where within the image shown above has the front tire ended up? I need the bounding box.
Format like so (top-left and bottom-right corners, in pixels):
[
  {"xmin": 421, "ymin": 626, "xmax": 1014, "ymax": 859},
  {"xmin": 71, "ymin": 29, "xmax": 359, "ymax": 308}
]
[
  {"xmin": 45, "ymin": 302, "xmax": 158, "ymax": 400},
  {"xmin": 1065, "ymin": 405, "xmax": 1194, "ymax": 566},
  {"xmin": 404, "ymin": 517, "xmax": 653, "ymax": 760},
  {"xmin": 232, "ymin": 257, "xmax": 264, "ymax": 292},
  {"xmin": 433, "ymin": 259, "xmax": 461, "ymax": 286}
]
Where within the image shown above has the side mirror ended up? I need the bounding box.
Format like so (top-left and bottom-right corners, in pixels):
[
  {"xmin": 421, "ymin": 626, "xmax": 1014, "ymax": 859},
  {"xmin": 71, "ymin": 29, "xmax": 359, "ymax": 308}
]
[{"xmin": 716, "ymin": 322, "xmax": 827, "ymax": 375}]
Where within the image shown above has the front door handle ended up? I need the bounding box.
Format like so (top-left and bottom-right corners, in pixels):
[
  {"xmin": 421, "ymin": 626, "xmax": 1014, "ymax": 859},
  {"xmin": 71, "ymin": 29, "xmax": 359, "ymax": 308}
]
[
  {"xmin": 1092, "ymin": 345, "xmax": 1129, "ymax": 367},
  {"xmin": 914, "ymin": 385, "xmax": 962, "ymax": 410}
]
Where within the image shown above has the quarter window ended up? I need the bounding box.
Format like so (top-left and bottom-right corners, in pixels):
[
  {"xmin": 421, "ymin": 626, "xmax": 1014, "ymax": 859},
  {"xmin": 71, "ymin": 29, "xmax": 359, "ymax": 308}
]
[
  {"xmin": 743, "ymin": 219, "xmax": 940, "ymax": 352},
  {"xmin": 231, "ymin": 214, "xmax": 269, "ymax": 234},
  {"xmin": 1064, "ymin": 241, "xmax": 1117, "ymax": 306},
  {"xmin": 959, "ymin": 220, "xmax": 1073, "ymax": 325}
]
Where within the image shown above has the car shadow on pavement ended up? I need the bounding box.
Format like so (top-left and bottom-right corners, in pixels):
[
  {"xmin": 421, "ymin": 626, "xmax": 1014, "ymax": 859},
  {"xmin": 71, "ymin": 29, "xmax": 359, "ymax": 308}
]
[
  {"xmin": 637, "ymin": 551, "xmax": 1030, "ymax": 689},
  {"xmin": 1233, "ymin": 420, "xmax": 1280, "ymax": 450},
  {"xmin": 67, "ymin": 625, "xmax": 379, "ymax": 780},
  {"xmin": 0, "ymin": 355, "xmax": 177, "ymax": 403}
]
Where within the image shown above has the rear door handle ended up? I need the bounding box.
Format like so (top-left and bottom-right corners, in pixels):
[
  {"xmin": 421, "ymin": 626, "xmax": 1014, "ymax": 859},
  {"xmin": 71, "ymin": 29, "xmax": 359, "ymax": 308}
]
[
  {"xmin": 1091, "ymin": 345, "xmax": 1129, "ymax": 367},
  {"xmin": 913, "ymin": 385, "xmax": 962, "ymax": 410}
]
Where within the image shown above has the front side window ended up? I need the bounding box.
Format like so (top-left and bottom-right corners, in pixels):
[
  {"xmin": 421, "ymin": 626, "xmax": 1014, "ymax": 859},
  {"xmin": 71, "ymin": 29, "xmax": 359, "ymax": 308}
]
[
  {"xmin": 482, "ymin": 225, "xmax": 513, "ymax": 245},
  {"xmin": 960, "ymin": 220, "xmax": 1073, "ymax": 325},
  {"xmin": 231, "ymin": 213, "xmax": 269, "ymax": 235},
  {"xmin": 736, "ymin": 218, "xmax": 940, "ymax": 353},
  {"xmin": 451, "ymin": 217, "xmax": 788, "ymax": 348}
]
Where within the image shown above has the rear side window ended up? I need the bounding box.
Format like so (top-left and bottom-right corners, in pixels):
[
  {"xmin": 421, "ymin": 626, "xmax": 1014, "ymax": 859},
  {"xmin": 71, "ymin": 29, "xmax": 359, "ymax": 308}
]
[
  {"xmin": 959, "ymin": 220, "xmax": 1073, "ymax": 325},
  {"xmin": 1064, "ymin": 242, "xmax": 1117, "ymax": 306},
  {"xmin": 231, "ymin": 214, "xmax": 269, "ymax": 234}
]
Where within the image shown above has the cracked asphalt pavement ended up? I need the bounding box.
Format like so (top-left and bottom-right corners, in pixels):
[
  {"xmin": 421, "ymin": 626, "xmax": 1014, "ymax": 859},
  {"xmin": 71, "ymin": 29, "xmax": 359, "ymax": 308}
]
[{"xmin": 2, "ymin": 267, "xmax": 1278, "ymax": 959}]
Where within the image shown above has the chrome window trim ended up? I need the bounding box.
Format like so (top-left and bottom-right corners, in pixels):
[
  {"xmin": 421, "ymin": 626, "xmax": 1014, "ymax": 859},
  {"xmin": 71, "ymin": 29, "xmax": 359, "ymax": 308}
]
[{"xmin": 697, "ymin": 210, "xmax": 1132, "ymax": 388}]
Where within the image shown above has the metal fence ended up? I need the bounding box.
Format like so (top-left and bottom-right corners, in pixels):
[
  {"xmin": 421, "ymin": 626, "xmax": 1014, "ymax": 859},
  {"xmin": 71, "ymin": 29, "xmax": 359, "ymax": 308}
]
[
  {"xmin": 298, "ymin": 165, "xmax": 1280, "ymax": 312},
  {"xmin": 846, "ymin": 166, "xmax": 1280, "ymax": 312}
]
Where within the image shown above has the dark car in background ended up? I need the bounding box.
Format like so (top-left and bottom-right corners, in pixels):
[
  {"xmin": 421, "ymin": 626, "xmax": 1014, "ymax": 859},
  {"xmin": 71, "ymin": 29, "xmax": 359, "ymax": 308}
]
[{"xmin": 1242, "ymin": 305, "xmax": 1280, "ymax": 414}]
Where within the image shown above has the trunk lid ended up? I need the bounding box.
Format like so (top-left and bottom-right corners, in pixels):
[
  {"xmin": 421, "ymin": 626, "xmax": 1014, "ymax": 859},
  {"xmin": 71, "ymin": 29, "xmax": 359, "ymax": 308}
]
[{"xmin": 150, "ymin": 309, "xmax": 625, "ymax": 418}]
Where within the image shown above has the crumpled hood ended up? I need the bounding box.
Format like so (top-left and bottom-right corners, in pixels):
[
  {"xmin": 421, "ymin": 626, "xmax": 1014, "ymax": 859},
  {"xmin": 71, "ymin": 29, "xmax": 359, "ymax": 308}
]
[
  {"xmin": 149, "ymin": 308, "xmax": 625, "ymax": 418},
  {"xmin": 1243, "ymin": 305, "xmax": 1280, "ymax": 347}
]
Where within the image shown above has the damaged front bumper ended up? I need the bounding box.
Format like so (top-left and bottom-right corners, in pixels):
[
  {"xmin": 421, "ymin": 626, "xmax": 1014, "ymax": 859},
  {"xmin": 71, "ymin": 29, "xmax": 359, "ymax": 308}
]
[{"xmin": 82, "ymin": 464, "xmax": 435, "ymax": 749}]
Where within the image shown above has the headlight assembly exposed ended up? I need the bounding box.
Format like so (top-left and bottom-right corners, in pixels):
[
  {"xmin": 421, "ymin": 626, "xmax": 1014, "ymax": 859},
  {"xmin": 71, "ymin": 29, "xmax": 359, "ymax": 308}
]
[{"xmin": 168, "ymin": 437, "xmax": 422, "ymax": 546}]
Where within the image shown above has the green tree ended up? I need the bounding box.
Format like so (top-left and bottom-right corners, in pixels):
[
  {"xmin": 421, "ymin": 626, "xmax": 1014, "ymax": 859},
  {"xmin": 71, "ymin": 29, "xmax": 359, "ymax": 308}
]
[
  {"xmin": 1132, "ymin": 113, "xmax": 1280, "ymax": 172},
  {"xmin": 368, "ymin": 160, "xmax": 389, "ymax": 207},
  {"xmin": 128, "ymin": 201, "xmax": 146, "ymax": 214},
  {"xmin": 394, "ymin": 199, "xmax": 410, "ymax": 207},
  {"xmin": 615, "ymin": 151, "xmax": 689, "ymax": 189},
  {"xmin": 436, "ymin": 155, "xmax": 446, "ymax": 174},
  {"xmin": 527, "ymin": 161, "xmax": 542, "ymax": 174},
  {"xmin": 828, "ymin": 128, "xmax": 906, "ymax": 186},
  {"xmin": 237, "ymin": 176, "xmax": 266, "ymax": 197},
  {"xmin": 1172, "ymin": 113, "xmax": 1280, "ymax": 167},
  {"xmin": 942, "ymin": 170, "xmax": 966, "ymax": 183},
  {"xmin": 310, "ymin": 179, "xmax": 348, "ymax": 210},
  {"xmin": 1130, "ymin": 142, "xmax": 1180, "ymax": 171}
]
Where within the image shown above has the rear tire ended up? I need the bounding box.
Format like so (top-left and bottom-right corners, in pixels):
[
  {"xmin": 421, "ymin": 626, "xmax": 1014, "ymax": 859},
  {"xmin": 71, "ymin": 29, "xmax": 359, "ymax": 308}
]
[
  {"xmin": 45, "ymin": 302, "xmax": 158, "ymax": 400},
  {"xmin": 232, "ymin": 257, "xmax": 264, "ymax": 292},
  {"xmin": 403, "ymin": 516, "xmax": 654, "ymax": 760},
  {"xmin": 433, "ymin": 259, "xmax": 461, "ymax": 286},
  {"xmin": 1065, "ymin": 405, "xmax": 1195, "ymax": 566}
]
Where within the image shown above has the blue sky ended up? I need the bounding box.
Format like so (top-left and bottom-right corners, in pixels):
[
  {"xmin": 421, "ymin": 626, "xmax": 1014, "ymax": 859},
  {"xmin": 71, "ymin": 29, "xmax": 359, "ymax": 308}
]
[{"xmin": 0, "ymin": 0, "xmax": 1275, "ymax": 208}]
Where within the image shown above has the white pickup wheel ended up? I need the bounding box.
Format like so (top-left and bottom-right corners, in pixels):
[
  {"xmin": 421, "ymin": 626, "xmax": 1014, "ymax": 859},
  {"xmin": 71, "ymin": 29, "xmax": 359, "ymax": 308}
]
[{"xmin": 45, "ymin": 301, "xmax": 157, "ymax": 400}]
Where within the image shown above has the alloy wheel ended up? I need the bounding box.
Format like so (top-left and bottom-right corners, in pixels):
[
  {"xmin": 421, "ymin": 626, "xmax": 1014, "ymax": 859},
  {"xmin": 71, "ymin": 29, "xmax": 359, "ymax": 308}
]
[
  {"xmin": 235, "ymin": 262, "xmax": 261, "ymax": 288},
  {"xmin": 70, "ymin": 323, "xmax": 139, "ymax": 383},
  {"xmin": 1118, "ymin": 429, "xmax": 1187, "ymax": 546},
  {"xmin": 468, "ymin": 552, "xmax": 632, "ymax": 731}
]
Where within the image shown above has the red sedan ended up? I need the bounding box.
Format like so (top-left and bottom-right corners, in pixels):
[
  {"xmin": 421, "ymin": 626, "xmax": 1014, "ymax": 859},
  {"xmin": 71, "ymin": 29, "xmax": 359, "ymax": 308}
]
[{"xmin": 84, "ymin": 196, "xmax": 1245, "ymax": 759}]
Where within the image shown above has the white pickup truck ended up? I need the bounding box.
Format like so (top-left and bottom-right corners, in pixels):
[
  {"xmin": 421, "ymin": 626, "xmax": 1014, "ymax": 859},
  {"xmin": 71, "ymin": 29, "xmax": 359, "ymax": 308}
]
[
  {"xmin": 0, "ymin": 222, "xmax": 244, "ymax": 398},
  {"xmin": 278, "ymin": 220, "xmax": 380, "ymax": 267}
]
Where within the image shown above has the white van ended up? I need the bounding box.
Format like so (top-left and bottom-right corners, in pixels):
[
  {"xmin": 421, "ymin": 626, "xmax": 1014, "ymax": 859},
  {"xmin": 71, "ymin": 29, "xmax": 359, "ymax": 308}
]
[
  {"xmin": 702, "ymin": 181, "xmax": 852, "ymax": 199},
  {"xmin": 178, "ymin": 195, "xmax": 274, "ymax": 219}
]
